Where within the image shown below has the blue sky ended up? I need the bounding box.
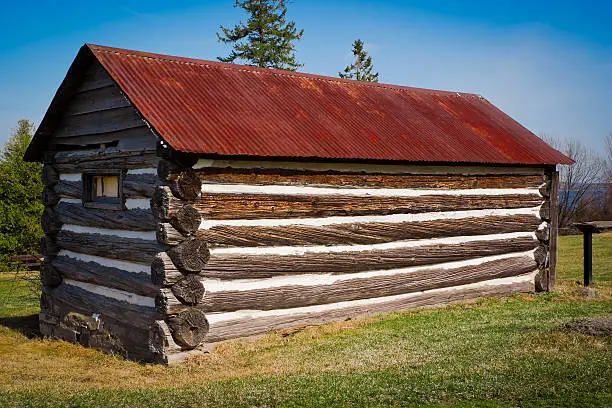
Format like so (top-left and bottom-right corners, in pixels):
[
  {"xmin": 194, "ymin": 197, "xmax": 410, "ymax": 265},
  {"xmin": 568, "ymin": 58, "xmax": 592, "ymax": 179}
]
[{"xmin": 1, "ymin": 0, "xmax": 610, "ymax": 151}]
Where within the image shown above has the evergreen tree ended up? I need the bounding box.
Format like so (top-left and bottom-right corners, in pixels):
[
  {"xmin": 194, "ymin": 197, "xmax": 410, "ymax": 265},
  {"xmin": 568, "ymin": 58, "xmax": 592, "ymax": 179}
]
[
  {"xmin": 217, "ymin": 0, "xmax": 304, "ymax": 70},
  {"xmin": 0, "ymin": 120, "xmax": 43, "ymax": 258},
  {"xmin": 339, "ymin": 39, "xmax": 379, "ymax": 82}
]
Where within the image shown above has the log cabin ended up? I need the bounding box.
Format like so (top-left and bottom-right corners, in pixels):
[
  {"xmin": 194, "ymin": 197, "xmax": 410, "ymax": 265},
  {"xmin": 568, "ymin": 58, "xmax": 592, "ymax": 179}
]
[{"xmin": 25, "ymin": 44, "xmax": 573, "ymax": 363}]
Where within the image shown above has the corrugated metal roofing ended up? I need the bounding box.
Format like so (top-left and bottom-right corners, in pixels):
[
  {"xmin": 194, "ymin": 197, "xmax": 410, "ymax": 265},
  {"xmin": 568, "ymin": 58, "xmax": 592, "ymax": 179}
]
[{"xmin": 27, "ymin": 44, "xmax": 573, "ymax": 165}]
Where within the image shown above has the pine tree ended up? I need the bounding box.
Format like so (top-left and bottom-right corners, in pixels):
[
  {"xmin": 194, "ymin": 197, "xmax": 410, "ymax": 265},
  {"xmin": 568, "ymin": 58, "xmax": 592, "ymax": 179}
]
[
  {"xmin": 0, "ymin": 120, "xmax": 43, "ymax": 259},
  {"xmin": 339, "ymin": 39, "xmax": 379, "ymax": 82},
  {"xmin": 217, "ymin": 0, "xmax": 304, "ymax": 71}
]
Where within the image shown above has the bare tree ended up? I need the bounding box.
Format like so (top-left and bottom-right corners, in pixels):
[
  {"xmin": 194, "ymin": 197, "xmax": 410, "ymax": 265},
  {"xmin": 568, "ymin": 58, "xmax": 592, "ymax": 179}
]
[{"xmin": 541, "ymin": 135, "xmax": 606, "ymax": 228}]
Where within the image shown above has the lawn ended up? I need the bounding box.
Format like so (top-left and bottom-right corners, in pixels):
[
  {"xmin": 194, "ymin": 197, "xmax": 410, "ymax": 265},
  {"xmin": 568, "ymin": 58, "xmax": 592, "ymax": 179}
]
[{"xmin": 0, "ymin": 233, "xmax": 610, "ymax": 407}]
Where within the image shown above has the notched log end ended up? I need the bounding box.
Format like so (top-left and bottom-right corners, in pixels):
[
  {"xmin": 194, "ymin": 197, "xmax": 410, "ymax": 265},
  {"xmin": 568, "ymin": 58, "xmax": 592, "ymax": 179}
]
[
  {"xmin": 171, "ymin": 275, "xmax": 205, "ymax": 306},
  {"xmin": 167, "ymin": 237, "xmax": 210, "ymax": 273},
  {"xmin": 151, "ymin": 186, "xmax": 171, "ymax": 221},
  {"xmin": 41, "ymin": 164, "xmax": 59, "ymax": 187},
  {"xmin": 167, "ymin": 308, "xmax": 209, "ymax": 349},
  {"xmin": 169, "ymin": 171, "xmax": 201, "ymax": 201},
  {"xmin": 170, "ymin": 204, "xmax": 202, "ymax": 235}
]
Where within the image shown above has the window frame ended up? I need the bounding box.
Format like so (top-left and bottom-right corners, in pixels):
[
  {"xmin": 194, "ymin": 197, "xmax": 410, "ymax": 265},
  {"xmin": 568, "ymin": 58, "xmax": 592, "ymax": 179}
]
[{"xmin": 82, "ymin": 169, "xmax": 126, "ymax": 211}]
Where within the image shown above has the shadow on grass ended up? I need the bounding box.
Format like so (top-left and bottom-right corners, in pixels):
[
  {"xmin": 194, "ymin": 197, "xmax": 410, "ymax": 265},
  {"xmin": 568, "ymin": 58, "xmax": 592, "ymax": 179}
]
[{"xmin": 0, "ymin": 314, "xmax": 41, "ymax": 338}]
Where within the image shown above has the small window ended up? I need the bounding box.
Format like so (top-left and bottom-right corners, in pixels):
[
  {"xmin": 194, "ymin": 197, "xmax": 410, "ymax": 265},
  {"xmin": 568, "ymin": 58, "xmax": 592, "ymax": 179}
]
[{"xmin": 83, "ymin": 172, "xmax": 124, "ymax": 210}]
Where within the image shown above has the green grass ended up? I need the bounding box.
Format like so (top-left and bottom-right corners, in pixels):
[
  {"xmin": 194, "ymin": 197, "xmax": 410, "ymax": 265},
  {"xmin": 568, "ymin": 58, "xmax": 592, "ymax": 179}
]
[{"xmin": 0, "ymin": 233, "xmax": 610, "ymax": 407}]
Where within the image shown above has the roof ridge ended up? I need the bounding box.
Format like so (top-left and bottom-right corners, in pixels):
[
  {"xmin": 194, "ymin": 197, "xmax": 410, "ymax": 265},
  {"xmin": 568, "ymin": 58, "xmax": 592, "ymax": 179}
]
[{"xmin": 87, "ymin": 44, "xmax": 483, "ymax": 99}]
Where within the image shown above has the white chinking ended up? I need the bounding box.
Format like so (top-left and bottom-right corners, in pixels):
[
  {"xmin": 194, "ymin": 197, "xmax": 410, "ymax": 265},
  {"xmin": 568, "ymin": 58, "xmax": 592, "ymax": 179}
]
[
  {"xmin": 125, "ymin": 198, "xmax": 151, "ymax": 209},
  {"xmin": 200, "ymin": 206, "xmax": 541, "ymax": 229},
  {"xmin": 201, "ymin": 250, "xmax": 536, "ymax": 293},
  {"xmin": 127, "ymin": 168, "xmax": 157, "ymax": 175},
  {"xmin": 58, "ymin": 250, "xmax": 151, "ymax": 274},
  {"xmin": 59, "ymin": 173, "xmax": 81, "ymax": 181},
  {"xmin": 63, "ymin": 279, "xmax": 155, "ymax": 307},
  {"xmin": 200, "ymin": 183, "xmax": 541, "ymax": 198},
  {"xmin": 205, "ymin": 271, "xmax": 539, "ymax": 325}
]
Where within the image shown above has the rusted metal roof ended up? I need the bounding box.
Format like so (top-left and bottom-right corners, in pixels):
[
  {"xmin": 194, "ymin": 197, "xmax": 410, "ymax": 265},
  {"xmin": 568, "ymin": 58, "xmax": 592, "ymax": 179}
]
[{"xmin": 26, "ymin": 44, "xmax": 573, "ymax": 165}]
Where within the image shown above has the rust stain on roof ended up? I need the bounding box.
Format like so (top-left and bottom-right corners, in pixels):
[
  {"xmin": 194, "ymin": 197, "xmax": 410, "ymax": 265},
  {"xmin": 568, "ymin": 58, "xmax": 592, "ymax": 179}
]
[{"xmin": 27, "ymin": 44, "xmax": 574, "ymax": 165}]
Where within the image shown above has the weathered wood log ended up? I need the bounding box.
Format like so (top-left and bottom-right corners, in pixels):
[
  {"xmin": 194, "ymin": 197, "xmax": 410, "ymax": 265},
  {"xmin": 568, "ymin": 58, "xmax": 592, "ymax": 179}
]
[
  {"xmin": 42, "ymin": 207, "xmax": 62, "ymax": 234},
  {"xmin": 536, "ymin": 222, "xmax": 550, "ymax": 242},
  {"xmin": 534, "ymin": 269, "xmax": 548, "ymax": 292},
  {"xmin": 54, "ymin": 180, "xmax": 82, "ymax": 198},
  {"xmin": 200, "ymin": 236, "xmax": 539, "ymax": 279},
  {"xmin": 169, "ymin": 171, "xmax": 201, "ymax": 201},
  {"xmin": 56, "ymin": 230, "xmax": 167, "ymax": 263},
  {"xmin": 55, "ymin": 174, "xmax": 160, "ymax": 200},
  {"xmin": 171, "ymin": 275, "xmax": 205, "ymax": 306},
  {"xmin": 40, "ymin": 235, "xmax": 59, "ymax": 257},
  {"xmin": 204, "ymin": 272, "xmax": 537, "ymax": 343},
  {"xmin": 534, "ymin": 244, "xmax": 548, "ymax": 269},
  {"xmin": 539, "ymin": 201, "xmax": 551, "ymax": 221},
  {"xmin": 40, "ymin": 263, "xmax": 62, "ymax": 287},
  {"xmin": 42, "ymin": 286, "xmax": 156, "ymax": 361},
  {"xmin": 170, "ymin": 205, "xmax": 201, "ymax": 235},
  {"xmin": 176, "ymin": 193, "xmax": 544, "ymax": 220},
  {"xmin": 42, "ymin": 187, "xmax": 61, "ymax": 207},
  {"xmin": 539, "ymin": 180, "xmax": 551, "ymax": 198},
  {"xmin": 148, "ymin": 320, "xmax": 182, "ymax": 362},
  {"xmin": 52, "ymin": 255, "xmax": 158, "ymax": 297},
  {"xmin": 158, "ymin": 214, "xmax": 542, "ymax": 247},
  {"xmin": 161, "ymin": 254, "xmax": 538, "ymax": 314},
  {"xmin": 55, "ymin": 201, "xmax": 156, "ymax": 231},
  {"xmin": 167, "ymin": 237, "xmax": 210, "ymax": 273},
  {"xmin": 52, "ymin": 149, "xmax": 159, "ymax": 173},
  {"xmin": 41, "ymin": 164, "xmax": 59, "ymax": 187},
  {"xmin": 197, "ymin": 168, "xmax": 545, "ymax": 190},
  {"xmin": 123, "ymin": 173, "xmax": 162, "ymax": 198},
  {"xmin": 167, "ymin": 308, "xmax": 209, "ymax": 349},
  {"xmin": 43, "ymin": 283, "xmax": 158, "ymax": 331},
  {"xmin": 157, "ymin": 282, "xmax": 205, "ymax": 313},
  {"xmin": 151, "ymin": 252, "xmax": 185, "ymax": 286}
]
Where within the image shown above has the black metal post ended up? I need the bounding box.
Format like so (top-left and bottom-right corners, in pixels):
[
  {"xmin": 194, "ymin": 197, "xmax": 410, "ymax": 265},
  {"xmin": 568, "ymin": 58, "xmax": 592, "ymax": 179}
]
[{"xmin": 584, "ymin": 228, "xmax": 593, "ymax": 286}]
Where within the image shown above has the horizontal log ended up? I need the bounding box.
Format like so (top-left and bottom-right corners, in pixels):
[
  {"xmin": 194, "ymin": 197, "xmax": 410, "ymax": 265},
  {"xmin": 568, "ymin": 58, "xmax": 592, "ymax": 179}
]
[
  {"xmin": 197, "ymin": 168, "xmax": 545, "ymax": 190},
  {"xmin": 161, "ymin": 254, "xmax": 537, "ymax": 314},
  {"xmin": 54, "ymin": 174, "xmax": 160, "ymax": 200},
  {"xmin": 175, "ymin": 192, "xmax": 543, "ymax": 220},
  {"xmin": 204, "ymin": 272, "xmax": 537, "ymax": 343},
  {"xmin": 52, "ymin": 149, "xmax": 159, "ymax": 173},
  {"xmin": 56, "ymin": 230, "xmax": 166, "ymax": 263},
  {"xmin": 54, "ymin": 180, "xmax": 82, "ymax": 198},
  {"xmin": 54, "ymin": 201, "xmax": 156, "ymax": 231},
  {"xmin": 43, "ymin": 282, "xmax": 158, "ymax": 331},
  {"xmin": 123, "ymin": 173, "xmax": 162, "ymax": 198},
  {"xmin": 200, "ymin": 235, "xmax": 538, "ymax": 279},
  {"xmin": 42, "ymin": 289, "xmax": 156, "ymax": 361},
  {"xmin": 160, "ymin": 213, "xmax": 542, "ymax": 247},
  {"xmin": 52, "ymin": 255, "xmax": 158, "ymax": 297}
]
